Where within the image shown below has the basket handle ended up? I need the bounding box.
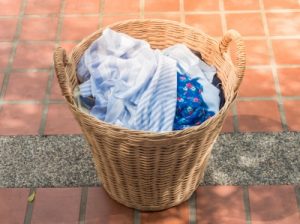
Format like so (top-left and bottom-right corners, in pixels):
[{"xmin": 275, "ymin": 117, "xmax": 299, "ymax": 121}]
[
  {"xmin": 219, "ymin": 29, "xmax": 246, "ymax": 91},
  {"xmin": 53, "ymin": 47, "xmax": 74, "ymax": 103}
]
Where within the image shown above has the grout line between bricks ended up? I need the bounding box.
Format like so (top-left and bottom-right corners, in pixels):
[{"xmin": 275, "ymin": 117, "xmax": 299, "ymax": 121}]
[
  {"xmin": 243, "ymin": 186, "xmax": 252, "ymax": 224},
  {"xmin": 10, "ymin": 68, "xmax": 52, "ymax": 72},
  {"xmin": 188, "ymin": 192, "xmax": 197, "ymax": 224},
  {"xmin": 140, "ymin": 0, "xmax": 145, "ymax": 19},
  {"xmin": 38, "ymin": 0, "xmax": 66, "ymax": 136},
  {"xmin": 248, "ymin": 64, "xmax": 300, "ymax": 69},
  {"xmin": 219, "ymin": 0, "xmax": 227, "ymax": 34},
  {"xmin": 23, "ymin": 188, "xmax": 36, "ymax": 224},
  {"xmin": 243, "ymin": 35, "xmax": 300, "ymax": 40},
  {"xmin": 0, "ymin": 99, "xmax": 65, "ymax": 105},
  {"xmin": 238, "ymin": 96, "xmax": 277, "ymax": 101},
  {"xmin": 283, "ymin": 96, "xmax": 300, "ymax": 100},
  {"xmin": 238, "ymin": 96, "xmax": 300, "ymax": 101},
  {"xmin": 98, "ymin": 0, "xmax": 104, "ymax": 28},
  {"xmin": 134, "ymin": 209, "xmax": 141, "ymax": 224},
  {"xmin": 259, "ymin": 0, "xmax": 288, "ymax": 131},
  {"xmin": 295, "ymin": 185, "xmax": 300, "ymax": 214},
  {"xmin": 0, "ymin": 0, "xmax": 27, "ymax": 112},
  {"xmin": 13, "ymin": 40, "xmax": 62, "ymax": 44},
  {"xmin": 180, "ymin": 0, "xmax": 185, "ymax": 23},
  {"xmin": 79, "ymin": 187, "xmax": 88, "ymax": 224},
  {"xmin": 0, "ymin": 100, "xmax": 42, "ymax": 105}
]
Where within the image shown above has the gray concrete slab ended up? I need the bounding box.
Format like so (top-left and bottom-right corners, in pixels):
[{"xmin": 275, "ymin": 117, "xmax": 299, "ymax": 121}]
[{"xmin": 0, "ymin": 132, "xmax": 299, "ymax": 187}]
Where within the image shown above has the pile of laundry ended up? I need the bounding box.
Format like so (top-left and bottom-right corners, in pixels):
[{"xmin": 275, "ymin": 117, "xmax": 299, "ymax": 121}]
[{"xmin": 75, "ymin": 28, "xmax": 224, "ymax": 132}]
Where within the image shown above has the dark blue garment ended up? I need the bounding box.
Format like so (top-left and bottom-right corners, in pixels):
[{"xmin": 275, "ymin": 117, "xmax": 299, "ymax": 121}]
[
  {"xmin": 212, "ymin": 75, "xmax": 225, "ymax": 109},
  {"xmin": 79, "ymin": 95, "xmax": 95, "ymax": 110},
  {"xmin": 173, "ymin": 73, "xmax": 215, "ymax": 130}
]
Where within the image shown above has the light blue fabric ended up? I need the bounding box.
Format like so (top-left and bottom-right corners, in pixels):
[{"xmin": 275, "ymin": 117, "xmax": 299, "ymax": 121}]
[
  {"xmin": 76, "ymin": 29, "xmax": 221, "ymax": 132},
  {"xmin": 77, "ymin": 28, "xmax": 177, "ymax": 132}
]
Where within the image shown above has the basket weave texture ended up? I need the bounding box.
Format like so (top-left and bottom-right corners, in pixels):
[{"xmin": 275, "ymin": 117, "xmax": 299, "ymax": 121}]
[{"xmin": 53, "ymin": 19, "xmax": 246, "ymax": 211}]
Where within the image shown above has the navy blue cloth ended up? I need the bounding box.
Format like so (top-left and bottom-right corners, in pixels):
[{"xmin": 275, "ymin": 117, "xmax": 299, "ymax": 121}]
[
  {"xmin": 173, "ymin": 73, "xmax": 215, "ymax": 130},
  {"xmin": 212, "ymin": 75, "xmax": 225, "ymax": 109}
]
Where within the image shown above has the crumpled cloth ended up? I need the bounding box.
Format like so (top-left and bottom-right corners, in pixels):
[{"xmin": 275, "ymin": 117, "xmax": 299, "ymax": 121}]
[
  {"xmin": 76, "ymin": 28, "xmax": 221, "ymax": 132},
  {"xmin": 77, "ymin": 28, "xmax": 177, "ymax": 132}
]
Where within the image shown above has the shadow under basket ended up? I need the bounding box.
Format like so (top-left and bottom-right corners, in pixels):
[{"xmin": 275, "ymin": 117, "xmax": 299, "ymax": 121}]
[{"xmin": 53, "ymin": 19, "xmax": 246, "ymax": 211}]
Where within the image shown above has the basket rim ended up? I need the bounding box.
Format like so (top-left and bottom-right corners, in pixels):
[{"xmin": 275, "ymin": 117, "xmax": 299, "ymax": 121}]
[{"xmin": 66, "ymin": 19, "xmax": 237, "ymax": 138}]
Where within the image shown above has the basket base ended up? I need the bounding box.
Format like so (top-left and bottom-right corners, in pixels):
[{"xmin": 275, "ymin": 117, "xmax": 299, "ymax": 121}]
[{"xmin": 101, "ymin": 182, "xmax": 198, "ymax": 211}]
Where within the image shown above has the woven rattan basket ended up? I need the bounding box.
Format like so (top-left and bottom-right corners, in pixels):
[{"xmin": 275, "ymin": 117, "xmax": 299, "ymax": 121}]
[{"xmin": 53, "ymin": 19, "xmax": 245, "ymax": 211}]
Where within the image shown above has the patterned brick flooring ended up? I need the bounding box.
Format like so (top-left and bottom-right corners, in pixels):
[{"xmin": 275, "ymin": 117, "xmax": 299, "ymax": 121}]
[
  {"xmin": 0, "ymin": 0, "xmax": 300, "ymax": 223},
  {"xmin": 0, "ymin": 186, "xmax": 299, "ymax": 223}
]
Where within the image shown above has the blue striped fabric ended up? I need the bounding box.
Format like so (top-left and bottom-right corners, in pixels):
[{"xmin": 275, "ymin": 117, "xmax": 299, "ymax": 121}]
[{"xmin": 77, "ymin": 28, "xmax": 177, "ymax": 132}]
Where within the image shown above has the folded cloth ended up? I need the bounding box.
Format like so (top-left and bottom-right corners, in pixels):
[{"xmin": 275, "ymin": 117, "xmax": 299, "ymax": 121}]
[
  {"xmin": 162, "ymin": 44, "xmax": 220, "ymax": 114},
  {"xmin": 77, "ymin": 28, "xmax": 177, "ymax": 132}
]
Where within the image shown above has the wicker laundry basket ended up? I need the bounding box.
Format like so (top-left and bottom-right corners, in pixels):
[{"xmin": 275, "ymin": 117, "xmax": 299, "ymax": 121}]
[{"xmin": 53, "ymin": 19, "xmax": 245, "ymax": 211}]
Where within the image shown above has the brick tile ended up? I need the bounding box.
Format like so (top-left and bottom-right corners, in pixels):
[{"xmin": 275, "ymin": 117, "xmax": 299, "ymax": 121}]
[
  {"xmin": 0, "ymin": 0, "xmax": 22, "ymax": 16},
  {"xmin": 0, "ymin": 188, "xmax": 29, "ymax": 224},
  {"xmin": 185, "ymin": 14, "xmax": 223, "ymax": 36},
  {"xmin": 239, "ymin": 69, "xmax": 276, "ymax": 97},
  {"xmin": 61, "ymin": 16, "xmax": 99, "ymax": 41},
  {"xmin": 141, "ymin": 201, "xmax": 189, "ymax": 224},
  {"xmin": 237, "ymin": 101, "xmax": 282, "ymax": 132},
  {"xmin": 4, "ymin": 72, "xmax": 48, "ymax": 100},
  {"xmin": 50, "ymin": 76, "xmax": 64, "ymax": 100},
  {"xmin": 0, "ymin": 43, "xmax": 12, "ymax": 69},
  {"xmin": 144, "ymin": 13, "xmax": 180, "ymax": 21},
  {"xmin": 224, "ymin": 0, "xmax": 260, "ymax": 10},
  {"xmin": 25, "ymin": 0, "xmax": 62, "ymax": 14},
  {"xmin": 272, "ymin": 39, "xmax": 300, "ymax": 65},
  {"xmin": 266, "ymin": 12, "xmax": 300, "ymax": 36},
  {"xmin": 221, "ymin": 111, "xmax": 234, "ymax": 133},
  {"xmin": 284, "ymin": 101, "xmax": 300, "ymax": 131},
  {"xmin": 263, "ymin": 0, "xmax": 300, "ymax": 9},
  {"xmin": 226, "ymin": 13, "xmax": 265, "ymax": 36},
  {"xmin": 145, "ymin": 0, "xmax": 180, "ymax": 12},
  {"xmin": 229, "ymin": 39, "xmax": 271, "ymax": 65},
  {"xmin": 197, "ymin": 186, "xmax": 246, "ymax": 224},
  {"xmin": 184, "ymin": 0, "xmax": 219, "ymax": 11},
  {"xmin": 14, "ymin": 43, "xmax": 55, "ymax": 69},
  {"xmin": 0, "ymin": 104, "xmax": 42, "ymax": 135},
  {"xmin": 102, "ymin": 15, "xmax": 139, "ymax": 27},
  {"xmin": 104, "ymin": 0, "xmax": 140, "ymax": 13},
  {"xmin": 20, "ymin": 17, "xmax": 58, "ymax": 40},
  {"xmin": 0, "ymin": 18, "xmax": 17, "ymax": 41},
  {"xmin": 85, "ymin": 187, "xmax": 134, "ymax": 224},
  {"xmin": 31, "ymin": 188, "xmax": 81, "ymax": 224},
  {"xmin": 249, "ymin": 186, "xmax": 299, "ymax": 224},
  {"xmin": 278, "ymin": 68, "xmax": 300, "ymax": 96},
  {"xmin": 244, "ymin": 40, "xmax": 270, "ymax": 65},
  {"xmin": 65, "ymin": 0, "xmax": 100, "ymax": 14},
  {"xmin": 45, "ymin": 104, "xmax": 81, "ymax": 134}
]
